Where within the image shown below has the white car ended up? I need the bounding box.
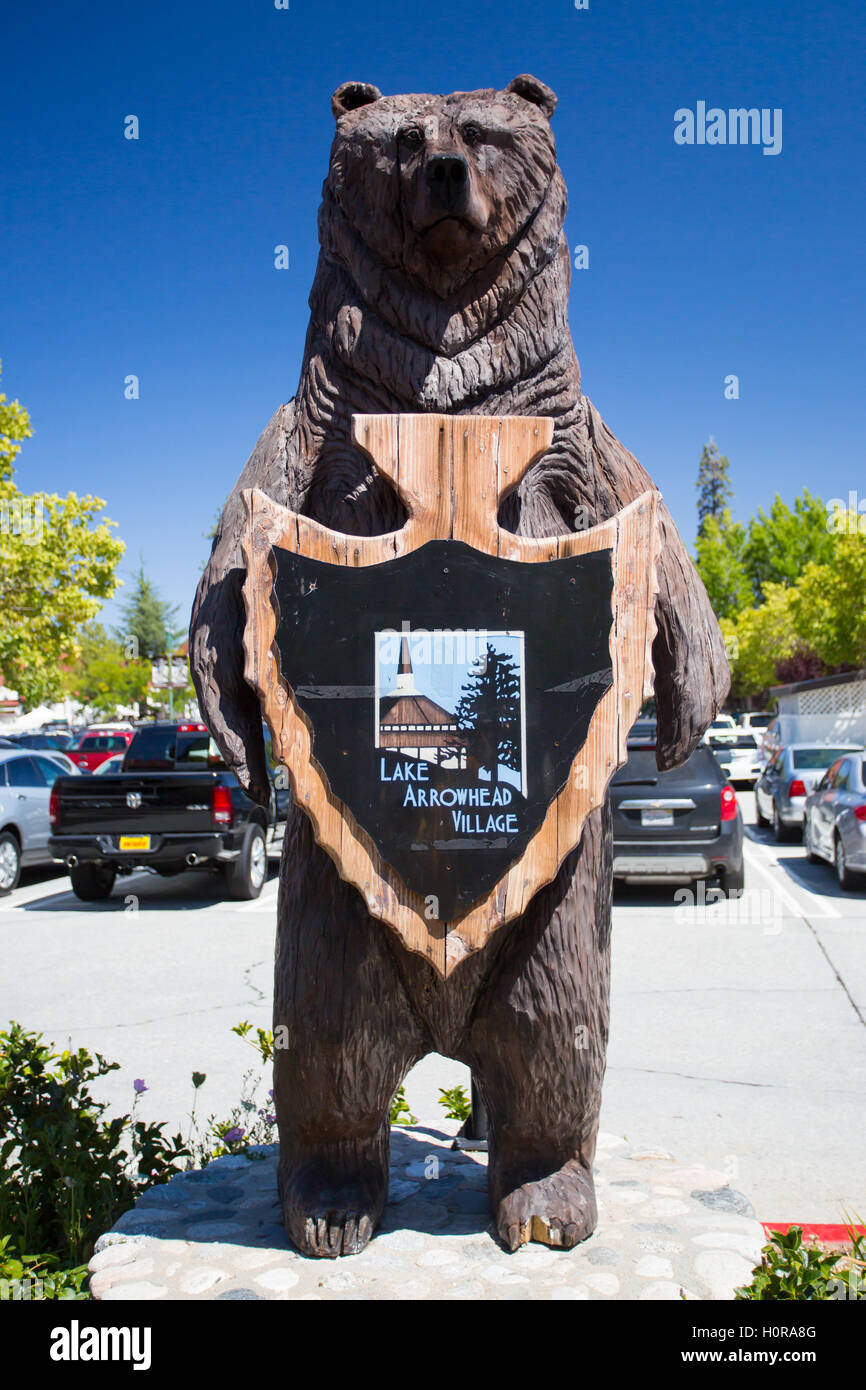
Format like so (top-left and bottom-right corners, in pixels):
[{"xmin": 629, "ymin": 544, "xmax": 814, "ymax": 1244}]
[
  {"xmin": 710, "ymin": 733, "xmax": 765, "ymax": 785},
  {"xmin": 737, "ymin": 711, "xmax": 775, "ymax": 734},
  {"xmin": 702, "ymin": 715, "xmax": 739, "ymax": 747}
]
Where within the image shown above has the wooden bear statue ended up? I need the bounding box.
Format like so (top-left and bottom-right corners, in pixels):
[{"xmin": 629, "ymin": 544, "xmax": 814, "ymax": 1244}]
[{"xmin": 190, "ymin": 75, "xmax": 728, "ymax": 1258}]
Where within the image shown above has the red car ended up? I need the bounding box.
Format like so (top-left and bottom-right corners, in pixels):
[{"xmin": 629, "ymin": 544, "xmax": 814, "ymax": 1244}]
[{"xmin": 68, "ymin": 728, "xmax": 135, "ymax": 773}]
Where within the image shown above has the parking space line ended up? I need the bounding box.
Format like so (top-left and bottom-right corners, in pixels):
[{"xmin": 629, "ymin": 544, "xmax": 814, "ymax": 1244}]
[{"xmin": 743, "ymin": 837, "xmax": 840, "ymax": 919}]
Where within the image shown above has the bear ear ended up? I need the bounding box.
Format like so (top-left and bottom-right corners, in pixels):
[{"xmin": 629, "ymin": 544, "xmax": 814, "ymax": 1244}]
[
  {"xmin": 505, "ymin": 74, "xmax": 557, "ymax": 120},
  {"xmin": 331, "ymin": 81, "xmax": 383, "ymax": 121}
]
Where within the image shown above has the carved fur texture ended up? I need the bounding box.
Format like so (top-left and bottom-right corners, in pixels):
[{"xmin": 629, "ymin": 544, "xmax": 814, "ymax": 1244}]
[{"xmin": 190, "ymin": 75, "xmax": 729, "ymax": 1257}]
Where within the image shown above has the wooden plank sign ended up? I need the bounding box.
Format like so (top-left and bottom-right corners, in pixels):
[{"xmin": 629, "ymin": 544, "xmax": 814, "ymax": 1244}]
[{"xmin": 241, "ymin": 414, "xmax": 659, "ymax": 978}]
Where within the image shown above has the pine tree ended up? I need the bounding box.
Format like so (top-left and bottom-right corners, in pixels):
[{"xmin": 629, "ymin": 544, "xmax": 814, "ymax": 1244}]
[
  {"xmin": 115, "ymin": 565, "xmax": 182, "ymax": 660},
  {"xmin": 454, "ymin": 645, "xmax": 521, "ymax": 783},
  {"xmin": 696, "ymin": 439, "xmax": 733, "ymax": 535}
]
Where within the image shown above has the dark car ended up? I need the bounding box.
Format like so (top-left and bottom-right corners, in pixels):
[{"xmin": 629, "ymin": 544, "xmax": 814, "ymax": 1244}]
[
  {"xmin": 610, "ymin": 726, "xmax": 744, "ymax": 895},
  {"xmin": 8, "ymin": 732, "xmax": 73, "ymax": 751},
  {"xmin": 49, "ymin": 722, "xmax": 287, "ymax": 901}
]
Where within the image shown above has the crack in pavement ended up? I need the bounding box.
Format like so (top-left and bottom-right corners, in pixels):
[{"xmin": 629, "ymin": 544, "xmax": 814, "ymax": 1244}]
[
  {"xmin": 610, "ymin": 1065, "xmax": 866, "ymax": 1098},
  {"xmin": 801, "ymin": 917, "xmax": 866, "ymax": 1028},
  {"xmin": 243, "ymin": 960, "xmax": 268, "ymax": 1006}
]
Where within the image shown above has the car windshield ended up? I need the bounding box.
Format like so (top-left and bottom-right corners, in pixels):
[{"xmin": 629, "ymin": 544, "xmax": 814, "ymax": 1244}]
[
  {"xmin": 746, "ymin": 715, "xmax": 773, "ymax": 728},
  {"xmin": 709, "ymin": 734, "xmax": 756, "ymax": 749},
  {"xmin": 792, "ymin": 747, "xmax": 857, "ymax": 769}
]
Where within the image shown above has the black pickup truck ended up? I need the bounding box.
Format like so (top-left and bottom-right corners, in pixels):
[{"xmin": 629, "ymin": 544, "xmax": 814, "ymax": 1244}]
[{"xmin": 49, "ymin": 722, "xmax": 286, "ymax": 902}]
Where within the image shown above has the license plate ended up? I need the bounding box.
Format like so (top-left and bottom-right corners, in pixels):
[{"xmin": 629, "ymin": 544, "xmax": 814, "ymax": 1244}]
[
  {"xmin": 641, "ymin": 808, "xmax": 674, "ymax": 827},
  {"xmin": 119, "ymin": 835, "xmax": 151, "ymax": 851}
]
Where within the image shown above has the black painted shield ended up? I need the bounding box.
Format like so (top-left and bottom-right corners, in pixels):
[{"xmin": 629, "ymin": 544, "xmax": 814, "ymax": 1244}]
[{"xmin": 272, "ymin": 539, "xmax": 613, "ymax": 920}]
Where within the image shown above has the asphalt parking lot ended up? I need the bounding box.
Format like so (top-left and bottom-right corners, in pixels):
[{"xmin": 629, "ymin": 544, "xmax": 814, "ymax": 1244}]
[{"xmin": 1, "ymin": 792, "xmax": 863, "ymax": 1226}]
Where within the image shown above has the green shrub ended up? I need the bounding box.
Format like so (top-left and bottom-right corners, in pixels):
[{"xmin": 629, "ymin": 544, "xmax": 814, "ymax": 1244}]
[
  {"xmin": 437, "ymin": 1085, "xmax": 471, "ymax": 1122},
  {"xmin": 736, "ymin": 1222, "xmax": 866, "ymax": 1300},
  {"xmin": 0, "ymin": 1237, "xmax": 88, "ymax": 1300},
  {"xmin": 0, "ymin": 1022, "xmax": 188, "ymax": 1290},
  {"xmin": 389, "ymin": 1086, "xmax": 417, "ymax": 1125}
]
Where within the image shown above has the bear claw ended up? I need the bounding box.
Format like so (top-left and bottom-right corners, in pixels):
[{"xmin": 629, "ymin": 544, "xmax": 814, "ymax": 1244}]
[{"xmin": 494, "ymin": 1159, "xmax": 597, "ymax": 1252}]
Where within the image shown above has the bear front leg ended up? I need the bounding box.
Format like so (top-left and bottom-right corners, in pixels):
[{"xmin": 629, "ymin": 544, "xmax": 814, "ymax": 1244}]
[
  {"xmin": 274, "ymin": 812, "xmax": 428, "ymax": 1258},
  {"xmin": 466, "ymin": 803, "xmax": 612, "ymax": 1251}
]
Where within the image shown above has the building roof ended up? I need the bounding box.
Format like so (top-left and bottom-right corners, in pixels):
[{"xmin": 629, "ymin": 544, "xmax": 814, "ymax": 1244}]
[
  {"xmin": 380, "ymin": 694, "xmax": 456, "ymax": 728},
  {"xmin": 769, "ymin": 668, "xmax": 866, "ymax": 698}
]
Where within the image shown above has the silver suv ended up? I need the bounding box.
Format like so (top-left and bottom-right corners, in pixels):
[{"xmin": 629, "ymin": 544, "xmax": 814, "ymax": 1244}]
[
  {"xmin": 0, "ymin": 749, "xmax": 79, "ymax": 893},
  {"xmin": 755, "ymin": 743, "xmax": 864, "ymax": 842}
]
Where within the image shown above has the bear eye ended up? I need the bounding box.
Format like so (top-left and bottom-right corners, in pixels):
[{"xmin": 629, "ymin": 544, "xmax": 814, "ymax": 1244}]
[
  {"xmin": 462, "ymin": 123, "xmax": 484, "ymax": 146},
  {"xmin": 399, "ymin": 126, "xmax": 425, "ymax": 149}
]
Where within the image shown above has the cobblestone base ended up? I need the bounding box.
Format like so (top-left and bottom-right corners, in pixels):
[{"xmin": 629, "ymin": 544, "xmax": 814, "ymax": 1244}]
[{"xmin": 88, "ymin": 1129, "xmax": 765, "ymax": 1300}]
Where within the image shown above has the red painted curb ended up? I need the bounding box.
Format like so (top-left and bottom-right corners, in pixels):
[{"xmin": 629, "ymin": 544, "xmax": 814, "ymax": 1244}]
[{"xmin": 762, "ymin": 1222, "xmax": 866, "ymax": 1243}]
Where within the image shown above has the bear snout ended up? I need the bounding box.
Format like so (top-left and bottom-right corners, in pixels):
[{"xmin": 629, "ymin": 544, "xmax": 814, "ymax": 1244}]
[{"xmin": 426, "ymin": 153, "xmax": 469, "ymax": 211}]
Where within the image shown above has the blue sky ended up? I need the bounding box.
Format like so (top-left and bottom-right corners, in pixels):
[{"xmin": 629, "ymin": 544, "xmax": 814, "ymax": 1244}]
[
  {"xmin": 376, "ymin": 630, "xmax": 523, "ymax": 716},
  {"xmin": 1, "ymin": 0, "xmax": 863, "ymax": 632}
]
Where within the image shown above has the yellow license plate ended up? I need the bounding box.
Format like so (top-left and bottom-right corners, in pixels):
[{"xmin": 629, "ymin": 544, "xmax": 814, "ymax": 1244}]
[{"xmin": 119, "ymin": 835, "xmax": 151, "ymax": 851}]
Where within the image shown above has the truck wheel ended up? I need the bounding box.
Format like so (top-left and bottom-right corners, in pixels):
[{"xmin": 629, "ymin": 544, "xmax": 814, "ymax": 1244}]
[
  {"xmin": 69, "ymin": 862, "xmax": 117, "ymax": 901},
  {"xmin": 0, "ymin": 832, "xmax": 21, "ymax": 895},
  {"xmin": 225, "ymin": 824, "xmax": 267, "ymax": 900}
]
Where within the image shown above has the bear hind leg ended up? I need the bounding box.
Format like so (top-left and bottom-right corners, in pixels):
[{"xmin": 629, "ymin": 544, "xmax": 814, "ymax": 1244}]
[{"xmin": 467, "ymin": 805, "xmax": 612, "ymax": 1252}]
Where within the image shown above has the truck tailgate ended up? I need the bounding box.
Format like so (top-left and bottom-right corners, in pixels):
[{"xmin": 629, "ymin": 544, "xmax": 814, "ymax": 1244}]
[{"xmin": 53, "ymin": 774, "xmax": 219, "ymax": 836}]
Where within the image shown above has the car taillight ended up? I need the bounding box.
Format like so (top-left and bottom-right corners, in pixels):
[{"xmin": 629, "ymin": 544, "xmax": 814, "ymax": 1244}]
[
  {"xmin": 854, "ymin": 806, "xmax": 866, "ymax": 823},
  {"xmin": 720, "ymin": 784, "xmax": 738, "ymax": 821},
  {"xmin": 789, "ymin": 779, "xmax": 807, "ymax": 798},
  {"xmin": 49, "ymin": 787, "xmax": 60, "ymax": 827},
  {"xmin": 211, "ymin": 785, "xmax": 233, "ymax": 827}
]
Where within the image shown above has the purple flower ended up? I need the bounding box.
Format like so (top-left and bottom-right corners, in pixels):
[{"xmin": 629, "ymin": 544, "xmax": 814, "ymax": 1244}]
[
  {"xmin": 133, "ymin": 1079, "xmax": 148, "ymax": 1094},
  {"xmin": 265, "ymin": 1114, "xmax": 276, "ymax": 1126},
  {"xmin": 224, "ymin": 1126, "xmax": 245, "ymax": 1144},
  {"xmin": 267, "ymin": 1089, "xmax": 274, "ymax": 1101}
]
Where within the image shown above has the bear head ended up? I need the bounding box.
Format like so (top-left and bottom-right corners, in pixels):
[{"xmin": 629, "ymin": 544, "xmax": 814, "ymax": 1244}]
[{"xmin": 327, "ymin": 74, "xmax": 559, "ymax": 298}]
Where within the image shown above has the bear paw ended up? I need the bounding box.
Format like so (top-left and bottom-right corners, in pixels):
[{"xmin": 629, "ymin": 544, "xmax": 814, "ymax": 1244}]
[
  {"xmin": 279, "ymin": 1159, "xmax": 385, "ymax": 1259},
  {"xmin": 494, "ymin": 1158, "xmax": 597, "ymax": 1252}
]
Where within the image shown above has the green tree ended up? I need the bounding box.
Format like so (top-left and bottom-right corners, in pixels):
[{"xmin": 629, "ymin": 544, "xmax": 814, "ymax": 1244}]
[
  {"xmin": 789, "ymin": 519, "xmax": 866, "ymax": 669},
  {"xmin": 454, "ymin": 645, "xmax": 521, "ymax": 783},
  {"xmin": 694, "ymin": 510, "xmax": 752, "ymax": 620},
  {"xmin": 0, "ymin": 363, "xmax": 124, "ymax": 707},
  {"xmin": 65, "ymin": 623, "xmax": 150, "ymax": 719},
  {"xmin": 720, "ymin": 584, "xmax": 799, "ymax": 699},
  {"xmin": 696, "ymin": 439, "xmax": 733, "ymax": 535},
  {"xmin": 115, "ymin": 565, "xmax": 182, "ymax": 661},
  {"xmin": 0, "ymin": 359, "xmax": 32, "ymax": 480},
  {"xmin": 743, "ymin": 490, "xmax": 834, "ymax": 602}
]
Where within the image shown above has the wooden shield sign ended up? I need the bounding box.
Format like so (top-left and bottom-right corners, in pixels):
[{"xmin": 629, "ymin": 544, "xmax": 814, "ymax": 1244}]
[{"xmin": 241, "ymin": 414, "xmax": 659, "ymax": 977}]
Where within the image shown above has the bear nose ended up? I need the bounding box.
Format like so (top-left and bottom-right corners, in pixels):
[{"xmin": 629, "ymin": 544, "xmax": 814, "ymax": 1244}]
[{"xmin": 426, "ymin": 154, "xmax": 469, "ymax": 209}]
